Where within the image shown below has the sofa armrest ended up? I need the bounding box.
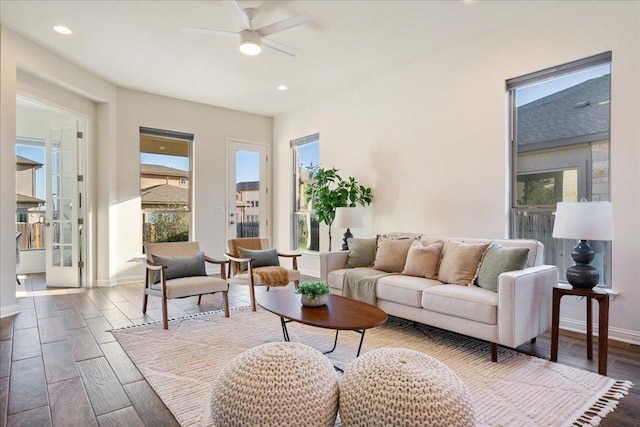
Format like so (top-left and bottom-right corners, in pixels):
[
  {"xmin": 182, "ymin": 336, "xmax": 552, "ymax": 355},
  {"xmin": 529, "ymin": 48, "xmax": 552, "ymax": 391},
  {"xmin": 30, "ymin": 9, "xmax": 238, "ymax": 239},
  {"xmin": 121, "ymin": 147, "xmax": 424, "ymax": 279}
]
[
  {"xmin": 319, "ymin": 251, "xmax": 349, "ymax": 282},
  {"xmin": 497, "ymin": 265, "xmax": 559, "ymax": 348}
]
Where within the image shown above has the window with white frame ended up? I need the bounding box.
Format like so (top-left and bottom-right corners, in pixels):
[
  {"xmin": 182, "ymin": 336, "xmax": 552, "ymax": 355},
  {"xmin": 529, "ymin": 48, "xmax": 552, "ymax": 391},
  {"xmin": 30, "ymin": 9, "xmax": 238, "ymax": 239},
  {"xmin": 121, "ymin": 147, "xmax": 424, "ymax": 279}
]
[
  {"xmin": 508, "ymin": 52, "xmax": 612, "ymax": 287},
  {"xmin": 140, "ymin": 127, "xmax": 193, "ymax": 250},
  {"xmin": 292, "ymin": 134, "xmax": 319, "ymax": 252}
]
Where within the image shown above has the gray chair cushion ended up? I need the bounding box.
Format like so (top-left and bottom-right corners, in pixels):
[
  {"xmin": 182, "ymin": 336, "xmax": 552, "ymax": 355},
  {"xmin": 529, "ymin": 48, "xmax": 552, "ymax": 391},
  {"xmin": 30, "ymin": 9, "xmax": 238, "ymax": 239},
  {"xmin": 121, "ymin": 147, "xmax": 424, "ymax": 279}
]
[
  {"xmin": 237, "ymin": 248, "xmax": 280, "ymax": 271},
  {"xmin": 152, "ymin": 252, "xmax": 207, "ymax": 283}
]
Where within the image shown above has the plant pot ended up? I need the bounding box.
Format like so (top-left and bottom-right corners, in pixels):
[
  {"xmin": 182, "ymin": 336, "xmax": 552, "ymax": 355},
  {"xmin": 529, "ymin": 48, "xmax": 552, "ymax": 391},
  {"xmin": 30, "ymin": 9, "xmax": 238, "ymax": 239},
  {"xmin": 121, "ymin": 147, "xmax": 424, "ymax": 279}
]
[{"xmin": 301, "ymin": 294, "xmax": 328, "ymax": 307}]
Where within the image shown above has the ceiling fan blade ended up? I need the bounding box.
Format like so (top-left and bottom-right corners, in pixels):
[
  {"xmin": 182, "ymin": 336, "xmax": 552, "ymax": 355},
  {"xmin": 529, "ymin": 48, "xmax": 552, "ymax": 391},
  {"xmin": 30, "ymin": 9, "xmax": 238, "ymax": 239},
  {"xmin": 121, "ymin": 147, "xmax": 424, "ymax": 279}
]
[
  {"xmin": 262, "ymin": 38, "xmax": 301, "ymax": 57},
  {"xmin": 180, "ymin": 26, "xmax": 239, "ymax": 38},
  {"xmin": 222, "ymin": 0, "xmax": 250, "ymax": 29},
  {"xmin": 256, "ymin": 14, "xmax": 311, "ymax": 37}
]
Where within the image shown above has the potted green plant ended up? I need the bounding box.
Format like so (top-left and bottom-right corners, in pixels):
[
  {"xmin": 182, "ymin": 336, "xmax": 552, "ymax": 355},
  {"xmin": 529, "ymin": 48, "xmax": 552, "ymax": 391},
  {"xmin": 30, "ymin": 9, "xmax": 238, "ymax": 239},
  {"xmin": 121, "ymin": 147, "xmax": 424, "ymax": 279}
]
[
  {"xmin": 295, "ymin": 280, "xmax": 331, "ymax": 307},
  {"xmin": 304, "ymin": 165, "xmax": 373, "ymax": 251}
]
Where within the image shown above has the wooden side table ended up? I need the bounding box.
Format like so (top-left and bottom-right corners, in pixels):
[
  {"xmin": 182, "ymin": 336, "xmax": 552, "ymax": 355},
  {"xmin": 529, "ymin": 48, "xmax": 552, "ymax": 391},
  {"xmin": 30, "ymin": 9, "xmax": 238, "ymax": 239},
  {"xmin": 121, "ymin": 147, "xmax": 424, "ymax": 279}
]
[{"xmin": 550, "ymin": 286, "xmax": 610, "ymax": 375}]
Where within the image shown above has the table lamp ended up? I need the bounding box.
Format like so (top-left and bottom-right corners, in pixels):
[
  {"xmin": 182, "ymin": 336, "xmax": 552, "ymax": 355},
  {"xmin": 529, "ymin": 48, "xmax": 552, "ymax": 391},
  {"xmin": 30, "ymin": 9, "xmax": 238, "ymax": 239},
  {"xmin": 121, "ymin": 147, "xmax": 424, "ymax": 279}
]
[
  {"xmin": 334, "ymin": 207, "xmax": 363, "ymax": 250},
  {"xmin": 552, "ymin": 200, "xmax": 614, "ymax": 288}
]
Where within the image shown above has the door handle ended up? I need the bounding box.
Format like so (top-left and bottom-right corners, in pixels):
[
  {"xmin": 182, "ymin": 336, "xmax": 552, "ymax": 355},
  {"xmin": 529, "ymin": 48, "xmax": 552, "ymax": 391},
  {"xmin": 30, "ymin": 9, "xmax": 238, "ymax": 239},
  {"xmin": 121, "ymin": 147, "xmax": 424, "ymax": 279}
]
[{"xmin": 230, "ymin": 221, "xmax": 235, "ymax": 225}]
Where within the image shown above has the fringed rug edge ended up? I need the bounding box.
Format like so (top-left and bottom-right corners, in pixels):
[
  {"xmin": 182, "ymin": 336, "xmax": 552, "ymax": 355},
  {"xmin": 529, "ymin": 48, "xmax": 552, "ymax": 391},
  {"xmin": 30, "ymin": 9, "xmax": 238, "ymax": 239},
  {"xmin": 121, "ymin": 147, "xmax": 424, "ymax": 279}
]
[
  {"xmin": 109, "ymin": 305, "xmax": 252, "ymax": 332},
  {"xmin": 567, "ymin": 379, "xmax": 633, "ymax": 426}
]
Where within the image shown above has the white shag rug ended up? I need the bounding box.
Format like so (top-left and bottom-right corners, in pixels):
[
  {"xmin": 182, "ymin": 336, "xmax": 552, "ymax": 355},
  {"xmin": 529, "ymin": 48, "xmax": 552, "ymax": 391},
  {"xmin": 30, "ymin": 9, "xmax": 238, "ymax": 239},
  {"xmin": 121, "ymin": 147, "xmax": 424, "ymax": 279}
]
[{"xmin": 112, "ymin": 307, "xmax": 632, "ymax": 427}]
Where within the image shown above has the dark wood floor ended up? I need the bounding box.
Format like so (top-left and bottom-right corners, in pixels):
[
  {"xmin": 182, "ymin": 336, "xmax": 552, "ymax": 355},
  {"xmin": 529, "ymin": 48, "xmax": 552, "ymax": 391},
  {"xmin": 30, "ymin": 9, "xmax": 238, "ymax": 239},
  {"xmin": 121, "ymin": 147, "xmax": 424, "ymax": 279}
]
[{"xmin": 2, "ymin": 274, "xmax": 638, "ymax": 426}]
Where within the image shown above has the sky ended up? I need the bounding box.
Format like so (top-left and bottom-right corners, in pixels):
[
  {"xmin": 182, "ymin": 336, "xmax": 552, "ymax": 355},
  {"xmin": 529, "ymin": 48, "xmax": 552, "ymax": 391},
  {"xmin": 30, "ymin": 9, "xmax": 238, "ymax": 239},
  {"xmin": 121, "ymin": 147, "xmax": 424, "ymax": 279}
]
[{"xmin": 516, "ymin": 63, "xmax": 610, "ymax": 107}]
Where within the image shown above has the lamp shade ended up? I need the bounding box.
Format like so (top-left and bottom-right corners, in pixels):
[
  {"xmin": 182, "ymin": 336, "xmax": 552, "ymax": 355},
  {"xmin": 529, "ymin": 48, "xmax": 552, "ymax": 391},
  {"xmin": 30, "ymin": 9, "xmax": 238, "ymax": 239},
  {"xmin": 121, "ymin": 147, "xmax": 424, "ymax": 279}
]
[
  {"xmin": 334, "ymin": 207, "xmax": 363, "ymax": 229},
  {"xmin": 552, "ymin": 201, "xmax": 615, "ymax": 241}
]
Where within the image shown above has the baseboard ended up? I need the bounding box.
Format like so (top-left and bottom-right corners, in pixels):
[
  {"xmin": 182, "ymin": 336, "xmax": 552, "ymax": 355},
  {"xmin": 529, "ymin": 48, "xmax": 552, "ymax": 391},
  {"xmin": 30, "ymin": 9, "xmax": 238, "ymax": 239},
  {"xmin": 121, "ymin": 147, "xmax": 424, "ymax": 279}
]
[
  {"xmin": 298, "ymin": 268, "xmax": 320, "ymax": 279},
  {"xmin": 559, "ymin": 316, "xmax": 640, "ymax": 346},
  {"xmin": 94, "ymin": 268, "xmax": 224, "ymax": 287},
  {"xmin": 0, "ymin": 304, "xmax": 20, "ymax": 318}
]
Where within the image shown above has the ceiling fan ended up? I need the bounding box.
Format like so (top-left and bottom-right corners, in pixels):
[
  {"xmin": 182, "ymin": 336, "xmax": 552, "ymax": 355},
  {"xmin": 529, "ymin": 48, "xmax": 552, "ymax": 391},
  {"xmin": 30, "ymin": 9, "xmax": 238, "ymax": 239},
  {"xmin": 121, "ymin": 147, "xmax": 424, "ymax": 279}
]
[{"xmin": 180, "ymin": 0, "xmax": 310, "ymax": 57}]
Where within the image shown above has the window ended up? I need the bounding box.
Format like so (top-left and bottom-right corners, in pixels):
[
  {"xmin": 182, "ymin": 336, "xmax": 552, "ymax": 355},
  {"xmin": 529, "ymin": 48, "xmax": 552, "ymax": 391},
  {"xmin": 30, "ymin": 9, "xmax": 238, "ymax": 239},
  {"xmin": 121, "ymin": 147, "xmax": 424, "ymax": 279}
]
[
  {"xmin": 508, "ymin": 52, "xmax": 611, "ymax": 286},
  {"xmin": 140, "ymin": 127, "xmax": 193, "ymax": 250},
  {"xmin": 15, "ymin": 140, "xmax": 46, "ymax": 250},
  {"xmin": 291, "ymin": 134, "xmax": 320, "ymax": 251}
]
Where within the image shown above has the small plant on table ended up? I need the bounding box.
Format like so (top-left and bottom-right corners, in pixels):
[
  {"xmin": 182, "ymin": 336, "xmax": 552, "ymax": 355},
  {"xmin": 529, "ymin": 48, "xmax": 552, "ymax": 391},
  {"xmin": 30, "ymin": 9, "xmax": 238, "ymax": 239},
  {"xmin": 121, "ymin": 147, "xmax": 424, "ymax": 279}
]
[{"xmin": 296, "ymin": 281, "xmax": 331, "ymax": 307}]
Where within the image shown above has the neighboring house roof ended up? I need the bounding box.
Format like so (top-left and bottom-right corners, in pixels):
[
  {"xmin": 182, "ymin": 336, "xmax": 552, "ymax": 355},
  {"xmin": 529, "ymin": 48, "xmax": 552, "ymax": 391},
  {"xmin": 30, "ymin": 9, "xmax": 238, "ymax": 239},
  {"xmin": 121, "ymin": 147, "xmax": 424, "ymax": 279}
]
[
  {"xmin": 16, "ymin": 155, "xmax": 43, "ymax": 168},
  {"xmin": 140, "ymin": 163, "xmax": 188, "ymax": 178},
  {"xmin": 16, "ymin": 193, "xmax": 45, "ymax": 204},
  {"xmin": 141, "ymin": 184, "xmax": 188, "ymax": 205},
  {"xmin": 237, "ymin": 181, "xmax": 259, "ymax": 192},
  {"xmin": 517, "ymin": 74, "xmax": 610, "ymax": 146}
]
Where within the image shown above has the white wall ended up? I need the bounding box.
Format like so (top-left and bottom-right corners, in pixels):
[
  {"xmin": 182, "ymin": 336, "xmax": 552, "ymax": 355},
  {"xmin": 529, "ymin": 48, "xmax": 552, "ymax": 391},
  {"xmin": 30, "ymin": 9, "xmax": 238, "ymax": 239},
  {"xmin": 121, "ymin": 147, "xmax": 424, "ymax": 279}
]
[
  {"xmin": 0, "ymin": 27, "xmax": 274, "ymax": 318},
  {"xmin": 1, "ymin": 26, "xmax": 117, "ymax": 317},
  {"xmin": 114, "ymin": 88, "xmax": 272, "ymax": 283},
  {"xmin": 273, "ymin": 2, "xmax": 640, "ymax": 343}
]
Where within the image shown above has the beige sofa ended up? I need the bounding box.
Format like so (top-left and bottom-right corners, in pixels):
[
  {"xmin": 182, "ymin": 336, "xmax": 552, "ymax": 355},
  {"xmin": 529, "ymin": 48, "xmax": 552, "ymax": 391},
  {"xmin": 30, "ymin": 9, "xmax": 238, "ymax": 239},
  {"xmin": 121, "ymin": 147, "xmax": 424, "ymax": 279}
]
[{"xmin": 320, "ymin": 235, "xmax": 559, "ymax": 361}]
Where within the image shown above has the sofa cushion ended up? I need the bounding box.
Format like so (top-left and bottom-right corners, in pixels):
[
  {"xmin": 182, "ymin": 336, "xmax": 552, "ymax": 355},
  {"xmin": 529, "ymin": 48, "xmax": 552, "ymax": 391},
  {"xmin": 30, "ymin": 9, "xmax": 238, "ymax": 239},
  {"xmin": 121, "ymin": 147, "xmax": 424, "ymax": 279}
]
[
  {"xmin": 475, "ymin": 243, "xmax": 529, "ymax": 291},
  {"xmin": 401, "ymin": 240, "xmax": 443, "ymax": 279},
  {"xmin": 327, "ymin": 269, "xmax": 349, "ymax": 292},
  {"xmin": 376, "ymin": 275, "xmax": 441, "ymax": 308},
  {"xmin": 422, "ymin": 285, "xmax": 498, "ymax": 324},
  {"xmin": 372, "ymin": 236, "xmax": 414, "ymax": 273},
  {"xmin": 438, "ymin": 240, "xmax": 490, "ymax": 285},
  {"xmin": 345, "ymin": 238, "xmax": 377, "ymax": 268}
]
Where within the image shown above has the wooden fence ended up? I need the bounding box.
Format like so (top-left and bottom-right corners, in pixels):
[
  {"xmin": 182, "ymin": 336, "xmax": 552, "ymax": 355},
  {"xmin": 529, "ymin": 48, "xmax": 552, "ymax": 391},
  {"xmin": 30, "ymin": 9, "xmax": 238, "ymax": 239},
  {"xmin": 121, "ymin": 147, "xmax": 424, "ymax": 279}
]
[{"xmin": 16, "ymin": 222, "xmax": 46, "ymax": 250}]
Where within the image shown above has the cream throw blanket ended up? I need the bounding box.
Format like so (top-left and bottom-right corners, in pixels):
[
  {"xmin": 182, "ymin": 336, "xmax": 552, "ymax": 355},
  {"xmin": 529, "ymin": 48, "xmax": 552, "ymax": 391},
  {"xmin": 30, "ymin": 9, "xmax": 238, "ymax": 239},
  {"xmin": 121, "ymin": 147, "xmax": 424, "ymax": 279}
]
[{"xmin": 342, "ymin": 268, "xmax": 393, "ymax": 305}]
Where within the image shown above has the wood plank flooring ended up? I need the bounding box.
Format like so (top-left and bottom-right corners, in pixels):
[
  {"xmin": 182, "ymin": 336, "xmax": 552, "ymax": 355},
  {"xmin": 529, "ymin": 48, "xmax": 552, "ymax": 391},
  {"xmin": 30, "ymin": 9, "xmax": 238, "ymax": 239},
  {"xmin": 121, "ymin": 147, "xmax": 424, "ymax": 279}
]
[{"xmin": 2, "ymin": 274, "xmax": 638, "ymax": 426}]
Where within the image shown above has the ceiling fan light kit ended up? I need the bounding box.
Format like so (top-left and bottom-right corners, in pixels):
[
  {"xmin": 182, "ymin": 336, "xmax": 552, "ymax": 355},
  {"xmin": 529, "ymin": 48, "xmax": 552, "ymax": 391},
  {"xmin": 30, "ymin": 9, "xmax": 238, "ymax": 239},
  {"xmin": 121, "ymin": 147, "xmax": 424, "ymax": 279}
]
[
  {"xmin": 239, "ymin": 30, "xmax": 261, "ymax": 56},
  {"xmin": 180, "ymin": 0, "xmax": 310, "ymax": 57}
]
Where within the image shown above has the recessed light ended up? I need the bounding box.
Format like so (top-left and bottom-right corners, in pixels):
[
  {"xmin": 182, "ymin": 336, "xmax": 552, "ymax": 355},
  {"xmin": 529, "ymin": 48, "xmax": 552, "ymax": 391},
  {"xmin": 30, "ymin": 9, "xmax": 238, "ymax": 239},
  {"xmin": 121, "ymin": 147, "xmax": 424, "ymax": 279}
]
[
  {"xmin": 277, "ymin": 85, "xmax": 288, "ymax": 91},
  {"xmin": 53, "ymin": 25, "xmax": 72, "ymax": 35}
]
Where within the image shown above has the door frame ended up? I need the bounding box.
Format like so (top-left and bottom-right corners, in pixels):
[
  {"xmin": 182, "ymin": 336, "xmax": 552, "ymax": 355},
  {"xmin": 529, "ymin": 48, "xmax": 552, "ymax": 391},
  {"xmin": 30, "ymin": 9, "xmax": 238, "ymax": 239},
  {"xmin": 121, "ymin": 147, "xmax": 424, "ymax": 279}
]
[
  {"xmin": 225, "ymin": 137, "xmax": 271, "ymax": 242},
  {"xmin": 16, "ymin": 93, "xmax": 92, "ymax": 288}
]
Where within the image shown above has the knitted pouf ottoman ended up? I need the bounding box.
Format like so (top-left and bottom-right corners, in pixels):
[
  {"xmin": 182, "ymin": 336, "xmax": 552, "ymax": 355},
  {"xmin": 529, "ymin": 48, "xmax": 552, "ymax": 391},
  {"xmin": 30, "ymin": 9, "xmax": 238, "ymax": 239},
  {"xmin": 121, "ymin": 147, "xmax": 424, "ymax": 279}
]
[
  {"xmin": 339, "ymin": 348, "xmax": 475, "ymax": 427},
  {"xmin": 210, "ymin": 341, "xmax": 339, "ymax": 427}
]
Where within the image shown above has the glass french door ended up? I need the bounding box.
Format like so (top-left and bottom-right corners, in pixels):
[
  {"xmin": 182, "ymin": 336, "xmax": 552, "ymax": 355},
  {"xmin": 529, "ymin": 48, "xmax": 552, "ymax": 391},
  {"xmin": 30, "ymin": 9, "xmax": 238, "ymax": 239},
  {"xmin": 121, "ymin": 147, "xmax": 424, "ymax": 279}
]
[
  {"xmin": 45, "ymin": 120, "xmax": 83, "ymax": 287},
  {"xmin": 227, "ymin": 139, "xmax": 268, "ymax": 240}
]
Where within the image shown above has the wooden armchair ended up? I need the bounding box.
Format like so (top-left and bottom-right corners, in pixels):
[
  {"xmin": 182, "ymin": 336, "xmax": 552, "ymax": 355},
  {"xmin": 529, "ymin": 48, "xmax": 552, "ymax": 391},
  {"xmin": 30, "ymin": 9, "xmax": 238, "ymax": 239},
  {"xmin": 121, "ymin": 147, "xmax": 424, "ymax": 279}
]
[
  {"xmin": 143, "ymin": 241, "xmax": 229, "ymax": 329},
  {"xmin": 225, "ymin": 237, "xmax": 301, "ymax": 311}
]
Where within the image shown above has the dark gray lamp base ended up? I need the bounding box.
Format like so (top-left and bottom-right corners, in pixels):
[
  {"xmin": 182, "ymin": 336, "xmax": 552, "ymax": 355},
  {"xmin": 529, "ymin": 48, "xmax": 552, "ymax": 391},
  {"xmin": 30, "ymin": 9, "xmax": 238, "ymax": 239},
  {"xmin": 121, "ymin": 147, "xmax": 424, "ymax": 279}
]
[
  {"xmin": 341, "ymin": 228, "xmax": 353, "ymax": 251},
  {"xmin": 566, "ymin": 240, "xmax": 599, "ymax": 289}
]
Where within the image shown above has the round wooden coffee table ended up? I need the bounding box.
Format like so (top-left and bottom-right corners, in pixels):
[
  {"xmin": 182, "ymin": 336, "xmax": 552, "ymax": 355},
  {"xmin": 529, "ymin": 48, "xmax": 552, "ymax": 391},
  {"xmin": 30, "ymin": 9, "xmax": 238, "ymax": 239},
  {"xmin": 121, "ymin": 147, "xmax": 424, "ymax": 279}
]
[{"xmin": 255, "ymin": 288, "xmax": 387, "ymax": 358}]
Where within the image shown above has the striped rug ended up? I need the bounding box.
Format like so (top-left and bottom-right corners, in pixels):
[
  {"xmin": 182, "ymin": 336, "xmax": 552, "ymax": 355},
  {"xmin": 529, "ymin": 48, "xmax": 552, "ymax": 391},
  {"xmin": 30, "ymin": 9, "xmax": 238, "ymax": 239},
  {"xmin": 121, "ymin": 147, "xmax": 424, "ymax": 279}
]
[{"xmin": 113, "ymin": 306, "xmax": 632, "ymax": 426}]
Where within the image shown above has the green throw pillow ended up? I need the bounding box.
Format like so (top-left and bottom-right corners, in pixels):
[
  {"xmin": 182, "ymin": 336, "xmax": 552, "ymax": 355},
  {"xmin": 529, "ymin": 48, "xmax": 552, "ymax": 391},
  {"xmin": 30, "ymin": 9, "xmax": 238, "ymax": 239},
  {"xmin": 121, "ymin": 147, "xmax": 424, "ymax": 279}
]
[
  {"xmin": 151, "ymin": 252, "xmax": 207, "ymax": 283},
  {"xmin": 345, "ymin": 238, "xmax": 377, "ymax": 268},
  {"xmin": 476, "ymin": 244, "xmax": 529, "ymax": 291},
  {"xmin": 237, "ymin": 247, "xmax": 280, "ymax": 271}
]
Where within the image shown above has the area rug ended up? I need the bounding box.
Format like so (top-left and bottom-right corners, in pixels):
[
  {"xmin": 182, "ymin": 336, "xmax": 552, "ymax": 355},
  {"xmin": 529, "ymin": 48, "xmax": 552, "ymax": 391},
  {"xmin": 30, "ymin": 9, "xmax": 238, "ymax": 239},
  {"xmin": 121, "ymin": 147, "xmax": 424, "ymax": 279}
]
[{"xmin": 112, "ymin": 307, "xmax": 632, "ymax": 427}]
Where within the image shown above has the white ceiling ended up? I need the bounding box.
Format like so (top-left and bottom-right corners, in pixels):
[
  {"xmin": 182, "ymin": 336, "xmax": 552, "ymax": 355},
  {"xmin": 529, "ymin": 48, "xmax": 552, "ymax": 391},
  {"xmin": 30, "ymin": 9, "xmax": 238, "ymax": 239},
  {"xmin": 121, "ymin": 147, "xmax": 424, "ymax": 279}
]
[{"xmin": 1, "ymin": 1, "xmax": 554, "ymax": 117}]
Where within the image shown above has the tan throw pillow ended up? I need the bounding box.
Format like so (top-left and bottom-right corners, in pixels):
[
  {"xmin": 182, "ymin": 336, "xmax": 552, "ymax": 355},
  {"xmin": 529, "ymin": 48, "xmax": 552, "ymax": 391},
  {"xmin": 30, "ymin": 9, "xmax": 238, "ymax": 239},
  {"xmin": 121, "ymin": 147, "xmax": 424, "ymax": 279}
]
[
  {"xmin": 438, "ymin": 240, "xmax": 491, "ymax": 285},
  {"xmin": 401, "ymin": 240, "xmax": 444, "ymax": 279},
  {"xmin": 372, "ymin": 236, "xmax": 414, "ymax": 273}
]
